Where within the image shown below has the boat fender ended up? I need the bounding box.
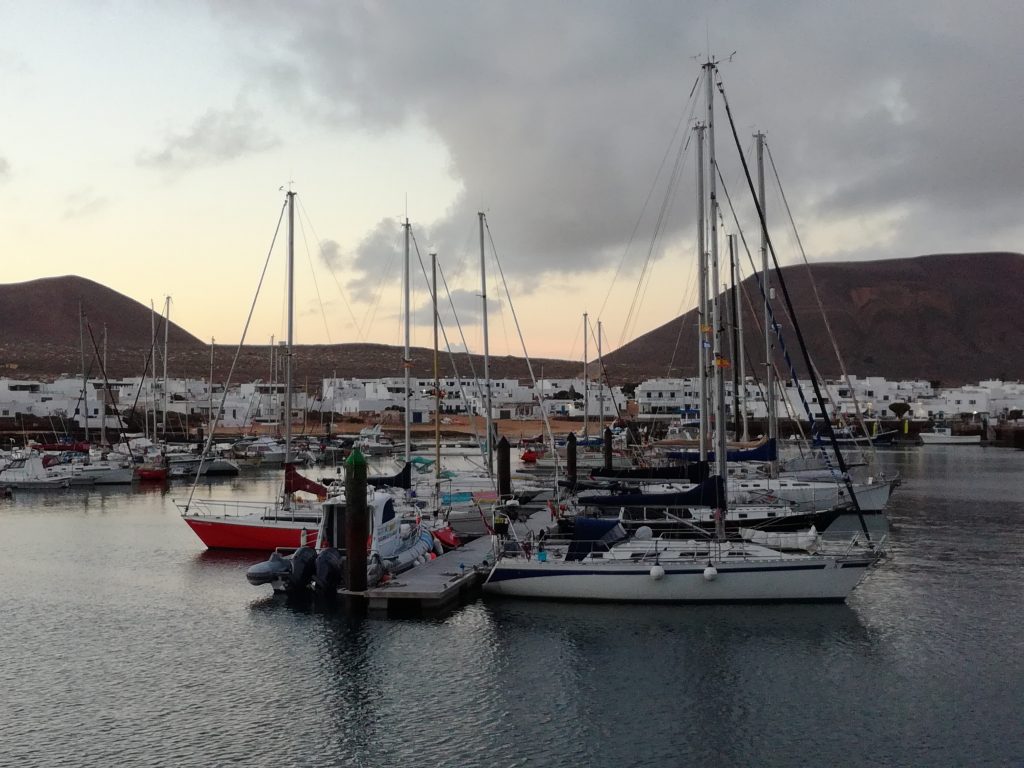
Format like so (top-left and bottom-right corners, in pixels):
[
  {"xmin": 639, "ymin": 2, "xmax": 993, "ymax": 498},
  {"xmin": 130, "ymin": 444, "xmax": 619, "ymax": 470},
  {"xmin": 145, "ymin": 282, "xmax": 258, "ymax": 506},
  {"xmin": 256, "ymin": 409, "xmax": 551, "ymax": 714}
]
[
  {"xmin": 649, "ymin": 564, "xmax": 665, "ymax": 581},
  {"xmin": 703, "ymin": 564, "xmax": 718, "ymax": 582},
  {"xmin": 635, "ymin": 526, "xmax": 653, "ymax": 541},
  {"xmin": 433, "ymin": 536, "xmax": 444, "ymax": 556}
]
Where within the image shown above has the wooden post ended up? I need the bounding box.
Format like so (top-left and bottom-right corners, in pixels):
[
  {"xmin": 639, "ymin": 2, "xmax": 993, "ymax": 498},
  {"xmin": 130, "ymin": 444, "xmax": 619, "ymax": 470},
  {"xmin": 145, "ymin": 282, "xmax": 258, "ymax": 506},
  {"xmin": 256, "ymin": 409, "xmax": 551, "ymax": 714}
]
[
  {"xmin": 497, "ymin": 436, "xmax": 511, "ymax": 500},
  {"xmin": 566, "ymin": 432, "xmax": 577, "ymax": 484},
  {"xmin": 343, "ymin": 448, "xmax": 369, "ymax": 606}
]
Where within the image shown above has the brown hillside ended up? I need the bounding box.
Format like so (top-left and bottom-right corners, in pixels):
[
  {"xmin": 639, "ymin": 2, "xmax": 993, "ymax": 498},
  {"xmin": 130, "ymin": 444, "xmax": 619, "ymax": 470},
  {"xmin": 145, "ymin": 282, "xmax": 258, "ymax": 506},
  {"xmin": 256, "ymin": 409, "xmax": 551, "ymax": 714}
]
[
  {"xmin": 2, "ymin": 254, "xmax": 1020, "ymax": 386},
  {"xmin": 0, "ymin": 276, "xmax": 582, "ymax": 383},
  {"xmin": 601, "ymin": 252, "xmax": 1024, "ymax": 386}
]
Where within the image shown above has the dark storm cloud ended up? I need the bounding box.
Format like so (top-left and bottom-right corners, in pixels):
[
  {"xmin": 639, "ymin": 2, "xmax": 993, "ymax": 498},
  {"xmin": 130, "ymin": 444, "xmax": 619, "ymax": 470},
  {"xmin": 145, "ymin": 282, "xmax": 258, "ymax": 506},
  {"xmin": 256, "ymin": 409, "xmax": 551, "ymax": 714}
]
[
  {"xmin": 138, "ymin": 103, "xmax": 279, "ymax": 171},
  {"xmin": 213, "ymin": 0, "xmax": 1024, "ymax": 281}
]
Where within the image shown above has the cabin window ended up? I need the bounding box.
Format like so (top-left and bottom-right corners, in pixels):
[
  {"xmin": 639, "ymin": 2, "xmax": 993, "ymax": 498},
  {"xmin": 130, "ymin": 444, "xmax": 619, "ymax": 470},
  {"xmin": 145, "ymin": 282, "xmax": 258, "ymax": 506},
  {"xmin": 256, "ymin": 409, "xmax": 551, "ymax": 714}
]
[
  {"xmin": 767, "ymin": 512, "xmax": 776, "ymax": 517},
  {"xmin": 381, "ymin": 500, "xmax": 396, "ymax": 524},
  {"xmin": 738, "ymin": 513, "xmax": 748, "ymax": 519}
]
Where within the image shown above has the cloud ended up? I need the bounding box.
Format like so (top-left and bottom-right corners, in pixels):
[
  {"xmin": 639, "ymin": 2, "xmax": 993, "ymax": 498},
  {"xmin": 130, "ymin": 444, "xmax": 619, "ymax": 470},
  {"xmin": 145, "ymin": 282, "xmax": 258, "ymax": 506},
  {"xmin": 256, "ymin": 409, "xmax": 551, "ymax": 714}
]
[
  {"xmin": 138, "ymin": 102, "xmax": 279, "ymax": 172},
  {"xmin": 63, "ymin": 188, "xmax": 108, "ymax": 219},
  {"xmin": 212, "ymin": 1, "xmax": 1024, "ymax": 281}
]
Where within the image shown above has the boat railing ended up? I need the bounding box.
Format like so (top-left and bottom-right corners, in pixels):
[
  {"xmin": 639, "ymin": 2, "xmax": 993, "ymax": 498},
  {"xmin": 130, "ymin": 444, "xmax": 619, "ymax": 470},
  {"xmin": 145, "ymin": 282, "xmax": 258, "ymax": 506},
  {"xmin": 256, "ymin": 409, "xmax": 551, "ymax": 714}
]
[
  {"xmin": 174, "ymin": 497, "xmax": 319, "ymax": 521},
  {"xmin": 495, "ymin": 528, "xmax": 889, "ymax": 563}
]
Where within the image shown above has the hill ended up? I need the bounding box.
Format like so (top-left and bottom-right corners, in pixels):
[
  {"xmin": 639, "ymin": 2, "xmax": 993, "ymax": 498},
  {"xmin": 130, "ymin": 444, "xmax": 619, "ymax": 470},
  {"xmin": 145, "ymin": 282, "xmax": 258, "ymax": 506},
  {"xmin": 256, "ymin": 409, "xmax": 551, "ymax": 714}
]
[
  {"xmin": 2, "ymin": 253, "xmax": 1022, "ymax": 387},
  {"xmin": 0, "ymin": 276, "xmax": 581, "ymax": 383},
  {"xmin": 601, "ymin": 251, "xmax": 1024, "ymax": 386}
]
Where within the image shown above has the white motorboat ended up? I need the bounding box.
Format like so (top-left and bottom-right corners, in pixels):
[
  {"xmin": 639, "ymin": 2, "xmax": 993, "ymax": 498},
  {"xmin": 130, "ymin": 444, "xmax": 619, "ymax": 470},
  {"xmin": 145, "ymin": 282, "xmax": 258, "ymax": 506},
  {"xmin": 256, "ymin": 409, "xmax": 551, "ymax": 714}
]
[{"xmin": 918, "ymin": 427, "xmax": 982, "ymax": 445}]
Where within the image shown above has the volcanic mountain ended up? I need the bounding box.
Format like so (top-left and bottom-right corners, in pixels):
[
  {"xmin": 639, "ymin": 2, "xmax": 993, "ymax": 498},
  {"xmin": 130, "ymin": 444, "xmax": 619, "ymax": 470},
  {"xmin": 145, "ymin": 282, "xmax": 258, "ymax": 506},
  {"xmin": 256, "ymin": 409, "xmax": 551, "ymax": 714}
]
[
  {"xmin": 601, "ymin": 251, "xmax": 1024, "ymax": 386},
  {"xmin": 1, "ymin": 253, "xmax": 1021, "ymax": 386}
]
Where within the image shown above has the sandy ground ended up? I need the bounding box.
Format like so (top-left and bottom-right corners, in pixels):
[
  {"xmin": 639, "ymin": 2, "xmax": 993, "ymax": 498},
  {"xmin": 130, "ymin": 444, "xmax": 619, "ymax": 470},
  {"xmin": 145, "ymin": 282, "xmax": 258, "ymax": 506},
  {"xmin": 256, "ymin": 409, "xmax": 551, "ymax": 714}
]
[{"xmin": 213, "ymin": 414, "xmax": 607, "ymax": 441}]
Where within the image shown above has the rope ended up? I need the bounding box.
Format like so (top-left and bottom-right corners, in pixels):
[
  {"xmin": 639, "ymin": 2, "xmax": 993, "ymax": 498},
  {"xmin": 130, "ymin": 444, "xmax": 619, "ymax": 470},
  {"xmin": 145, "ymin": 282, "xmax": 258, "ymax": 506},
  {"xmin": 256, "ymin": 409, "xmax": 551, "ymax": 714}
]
[{"xmin": 181, "ymin": 196, "xmax": 288, "ymax": 513}]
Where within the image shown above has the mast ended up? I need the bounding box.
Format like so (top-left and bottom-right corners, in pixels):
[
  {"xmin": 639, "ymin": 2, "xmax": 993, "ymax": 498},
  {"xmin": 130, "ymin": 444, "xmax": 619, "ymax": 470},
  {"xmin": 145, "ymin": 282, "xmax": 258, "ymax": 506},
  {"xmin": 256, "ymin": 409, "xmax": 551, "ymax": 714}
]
[
  {"xmin": 706, "ymin": 59, "xmax": 728, "ymax": 539},
  {"xmin": 269, "ymin": 335, "xmax": 275, "ymax": 432},
  {"xmin": 100, "ymin": 323, "xmax": 107, "ymax": 447},
  {"xmin": 403, "ymin": 217, "xmax": 411, "ymax": 463},
  {"xmin": 757, "ymin": 130, "xmax": 776, "ymax": 474},
  {"xmin": 150, "ymin": 300, "xmax": 157, "ymax": 439},
  {"xmin": 479, "ymin": 211, "xmax": 493, "ymax": 476},
  {"xmin": 597, "ymin": 320, "xmax": 605, "ymax": 430},
  {"xmin": 209, "ymin": 338, "xmax": 215, "ymax": 437},
  {"xmin": 695, "ymin": 123, "xmax": 708, "ymax": 462},
  {"xmin": 79, "ymin": 303, "xmax": 89, "ymax": 442},
  {"xmin": 162, "ymin": 296, "xmax": 170, "ymax": 439},
  {"xmin": 732, "ymin": 234, "xmax": 750, "ymax": 440},
  {"xmin": 729, "ymin": 234, "xmax": 740, "ymax": 440},
  {"xmin": 583, "ymin": 312, "xmax": 589, "ymax": 439},
  {"xmin": 431, "ymin": 250, "xmax": 441, "ymax": 481},
  {"xmin": 285, "ymin": 190, "xmax": 294, "ymax": 469}
]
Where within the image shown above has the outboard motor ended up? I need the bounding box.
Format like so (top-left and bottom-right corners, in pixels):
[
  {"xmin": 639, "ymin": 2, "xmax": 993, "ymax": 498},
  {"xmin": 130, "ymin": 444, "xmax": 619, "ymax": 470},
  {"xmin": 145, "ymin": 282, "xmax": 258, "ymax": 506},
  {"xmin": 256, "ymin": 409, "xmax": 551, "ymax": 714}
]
[
  {"xmin": 246, "ymin": 551, "xmax": 292, "ymax": 587},
  {"xmin": 313, "ymin": 547, "xmax": 344, "ymax": 593},
  {"xmin": 288, "ymin": 546, "xmax": 317, "ymax": 591}
]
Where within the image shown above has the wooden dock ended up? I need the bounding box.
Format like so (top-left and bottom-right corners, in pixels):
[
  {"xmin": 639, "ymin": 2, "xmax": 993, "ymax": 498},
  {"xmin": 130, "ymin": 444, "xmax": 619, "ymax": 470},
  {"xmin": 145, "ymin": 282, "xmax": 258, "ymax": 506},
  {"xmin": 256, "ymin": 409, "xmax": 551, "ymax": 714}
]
[{"xmin": 337, "ymin": 506, "xmax": 552, "ymax": 617}]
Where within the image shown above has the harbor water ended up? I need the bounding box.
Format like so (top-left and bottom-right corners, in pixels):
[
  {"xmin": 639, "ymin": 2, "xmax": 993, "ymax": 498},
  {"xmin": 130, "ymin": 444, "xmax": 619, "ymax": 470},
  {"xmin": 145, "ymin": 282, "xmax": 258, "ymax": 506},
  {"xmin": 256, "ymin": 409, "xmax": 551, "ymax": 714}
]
[{"xmin": 1, "ymin": 447, "xmax": 1022, "ymax": 767}]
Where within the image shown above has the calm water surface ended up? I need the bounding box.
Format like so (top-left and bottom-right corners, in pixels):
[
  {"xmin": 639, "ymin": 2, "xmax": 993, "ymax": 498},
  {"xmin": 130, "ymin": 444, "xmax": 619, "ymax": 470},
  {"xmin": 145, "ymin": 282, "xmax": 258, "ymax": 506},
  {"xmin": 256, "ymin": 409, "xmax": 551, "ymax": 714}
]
[{"xmin": 1, "ymin": 448, "xmax": 1022, "ymax": 767}]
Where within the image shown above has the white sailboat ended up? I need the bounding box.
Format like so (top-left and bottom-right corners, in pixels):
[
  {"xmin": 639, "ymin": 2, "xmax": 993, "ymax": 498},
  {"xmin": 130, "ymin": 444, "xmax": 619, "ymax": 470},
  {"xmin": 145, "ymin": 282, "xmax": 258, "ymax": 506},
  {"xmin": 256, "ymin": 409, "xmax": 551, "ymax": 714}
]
[{"xmin": 483, "ymin": 60, "xmax": 884, "ymax": 603}]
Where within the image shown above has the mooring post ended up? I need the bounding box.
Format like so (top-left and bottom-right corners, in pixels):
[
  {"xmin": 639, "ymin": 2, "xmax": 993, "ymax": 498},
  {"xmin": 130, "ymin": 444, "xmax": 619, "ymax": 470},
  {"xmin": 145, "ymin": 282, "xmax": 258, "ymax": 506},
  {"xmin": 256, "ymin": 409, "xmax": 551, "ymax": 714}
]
[
  {"xmin": 603, "ymin": 427, "xmax": 613, "ymax": 472},
  {"xmin": 344, "ymin": 447, "xmax": 369, "ymax": 611},
  {"xmin": 497, "ymin": 436, "xmax": 511, "ymax": 500},
  {"xmin": 566, "ymin": 432, "xmax": 577, "ymax": 485}
]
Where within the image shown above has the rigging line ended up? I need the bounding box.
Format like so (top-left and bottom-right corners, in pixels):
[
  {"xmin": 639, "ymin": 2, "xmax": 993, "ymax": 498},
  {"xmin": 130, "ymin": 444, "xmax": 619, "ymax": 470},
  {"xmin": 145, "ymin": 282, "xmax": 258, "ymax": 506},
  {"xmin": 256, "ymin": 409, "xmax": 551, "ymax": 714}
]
[
  {"xmin": 766, "ymin": 141, "xmax": 877, "ymax": 460},
  {"xmin": 296, "ymin": 198, "xmax": 363, "ymax": 340},
  {"xmin": 597, "ymin": 74, "xmax": 702, "ymax": 324},
  {"xmin": 182, "ymin": 196, "xmax": 288, "ymax": 512},
  {"xmin": 619, "ymin": 121, "xmax": 695, "ymax": 347},
  {"xmin": 124, "ymin": 313, "xmax": 167, "ymax": 426},
  {"xmin": 665, "ymin": 245, "xmax": 702, "ymax": 377},
  {"xmin": 716, "ymin": 70, "xmax": 870, "ymax": 535},
  {"xmin": 483, "ymin": 217, "xmax": 563, "ymax": 483},
  {"xmin": 295, "ymin": 204, "xmax": 332, "ymax": 344},
  {"xmin": 719, "ymin": 147, "xmax": 824, "ymax": 462},
  {"xmin": 584, "ymin": 318, "xmax": 624, "ymax": 421},
  {"xmin": 83, "ymin": 320, "xmax": 133, "ymax": 459},
  {"xmin": 408, "ymin": 232, "xmax": 487, "ymax": 461}
]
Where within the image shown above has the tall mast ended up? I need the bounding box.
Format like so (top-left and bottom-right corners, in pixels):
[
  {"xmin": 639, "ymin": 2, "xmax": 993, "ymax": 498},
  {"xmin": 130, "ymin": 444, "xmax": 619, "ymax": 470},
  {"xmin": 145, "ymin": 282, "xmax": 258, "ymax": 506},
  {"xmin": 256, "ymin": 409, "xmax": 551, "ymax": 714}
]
[
  {"xmin": 729, "ymin": 234, "xmax": 740, "ymax": 440},
  {"xmin": 431, "ymin": 250, "xmax": 441, "ymax": 481},
  {"xmin": 162, "ymin": 296, "xmax": 170, "ymax": 439},
  {"xmin": 695, "ymin": 122, "xmax": 708, "ymax": 462},
  {"xmin": 403, "ymin": 217, "xmax": 412, "ymax": 463},
  {"xmin": 79, "ymin": 302, "xmax": 89, "ymax": 442},
  {"xmin": 597, "ymin": 320, "xmax": 605, "ymax": 429},
  {"xmin": 583, "ymin": 312, "xmax": 589, "ymax": 439},
  {"xmin": 479, "ymin": 211, "xmax": 493, "ymax": 477},
  {"xmin": 706, "ymin": 59, "xmax": 728, "ymax": 536},
  {"xmin": 150, "ymin": 300, "xmax": 157, "ymax": 440},
  {"xmin": 756, "ymin": 131, "xmax": 776, "ymax": 474},
  {"xmin": 209, "ymin": 338, "xmax": 215, "ymax": 436},
  {"xmin": 732, "ymin": 234, "xmax": 749, "ymax": 440},
  {"xmin": 101, "ymin": 323, "xmax": 107, "ymax": 447},
  {"xmin": 284, "ymin": 191, "xmax": 294, "ymax": 471}
]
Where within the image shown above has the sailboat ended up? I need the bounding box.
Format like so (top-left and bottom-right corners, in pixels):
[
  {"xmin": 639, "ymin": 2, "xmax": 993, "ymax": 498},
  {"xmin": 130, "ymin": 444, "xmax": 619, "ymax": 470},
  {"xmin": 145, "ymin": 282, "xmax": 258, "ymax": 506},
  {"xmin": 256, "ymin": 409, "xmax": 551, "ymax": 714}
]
[
  {"xmin": 175, "ymin": 191, "xmax": 328, "ymax": 550},
  {"xmin": 483, "ymin": 60, "xmax": 884, "ymax": 603}
]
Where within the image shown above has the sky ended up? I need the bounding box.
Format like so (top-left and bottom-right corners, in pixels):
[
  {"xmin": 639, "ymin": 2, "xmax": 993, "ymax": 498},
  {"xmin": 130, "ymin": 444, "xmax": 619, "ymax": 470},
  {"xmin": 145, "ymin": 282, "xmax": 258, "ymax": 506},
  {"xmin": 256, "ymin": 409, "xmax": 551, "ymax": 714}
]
[{"xmin": 2, "ymin": 1, "xmax": 1022, "ymax": 363}]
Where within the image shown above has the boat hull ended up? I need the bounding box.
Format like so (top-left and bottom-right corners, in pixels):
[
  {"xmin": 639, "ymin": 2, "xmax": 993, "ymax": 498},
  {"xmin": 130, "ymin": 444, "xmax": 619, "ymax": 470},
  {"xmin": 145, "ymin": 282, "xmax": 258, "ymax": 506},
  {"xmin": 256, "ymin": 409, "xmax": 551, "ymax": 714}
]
[
  {"xmin": 484, "ymin": 556, "xmax": 872, "ymax": 602},
  {"xmin": 183, "ymin": 516, "xmax": 318, "ymax": 550}
]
